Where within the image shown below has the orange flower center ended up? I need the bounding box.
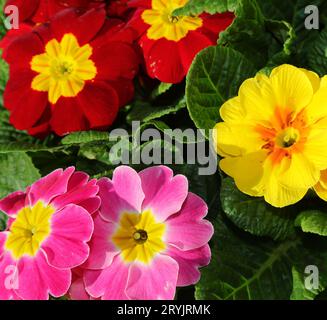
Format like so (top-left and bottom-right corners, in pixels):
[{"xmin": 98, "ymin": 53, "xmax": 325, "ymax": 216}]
[{"xmin": 257, "ymin": 108, "xmax": 310, "ymax": 165}]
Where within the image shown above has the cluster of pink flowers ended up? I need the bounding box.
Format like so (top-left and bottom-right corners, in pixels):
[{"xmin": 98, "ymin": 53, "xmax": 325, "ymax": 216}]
[{"xmin": 0, "ymin": 166, "xmax": 213, "ymax": 300}]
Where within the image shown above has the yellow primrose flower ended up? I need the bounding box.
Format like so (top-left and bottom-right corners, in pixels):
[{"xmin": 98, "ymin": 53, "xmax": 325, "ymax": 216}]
[{"xmin": 213, "ymin": 64, "xmax": 327, "ymax": 208}]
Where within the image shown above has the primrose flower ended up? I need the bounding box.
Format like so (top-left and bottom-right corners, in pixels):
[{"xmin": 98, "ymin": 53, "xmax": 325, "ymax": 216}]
[
  {"xmin": 0, "ymin": 167, "xmax": 98, "ymax": 300},
  {"xmin": 83, "ymin": 166, "xmax": 213, "ymax": 300},
  {"xmin": 128, "ymin": 0, "xmax": 234, "ymax": 83},
  {"xmin": 214, "ymin": 64, "xmax": 327, "ymax": 208},
  {"xmin": 3, "ymin": 8, "xmax": 139, "ymax": 136}
]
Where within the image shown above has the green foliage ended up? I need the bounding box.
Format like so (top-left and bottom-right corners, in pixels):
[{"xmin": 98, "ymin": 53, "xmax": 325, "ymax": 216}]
[
  {"xmin": 295, "ymin": 211, "xmax": 327, "ymax": 236},
  {"xmin": 0, "ymin": 152, "xmax": 40, "ymax": 198},
  {"xmin": 186, "ymin": 46, "xmax": 256, "ymax": 135},
  {"xmin": 174, "ymin": 0, "xmax": 238, "ymax": 16},
  {"xmin": 195, "ymin": 215, "xmax": 327, "ymax": 300},
  {"xmin": 221, "ymin": 178, "xmax": 297, "ymax": 240}
]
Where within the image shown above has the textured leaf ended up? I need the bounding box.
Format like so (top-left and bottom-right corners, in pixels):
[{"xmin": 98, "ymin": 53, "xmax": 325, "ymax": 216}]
[
  {"xmin": 127, "ymin": 98, "xmax": 186, "ymax": 123},
  {"xmin": 290, "ymin": 266, "xmax": 325, "ymax": 300},
  {"xmin": 220, "ymin": 178, "xmax": 297, "ymax": 240},
  {"xmin": 295, "ymin": 211, "xmax": 327, "ymax": 236},
  {"xmin": 174, "ymin": 0, "xmax": 237, "ymax": 16},
  {"xmin": 0, "ymin": 152, "xmax": 40, "ymax": 198},
  {"xmin": 61, "ymin": 131, "xmax": 110, "ymax": 145},
  {"xmin": 195, "ymin": 216, "xmax": 327, "ymax": 300},
  {"xmin": 186, "ymin": 46, "xmax": 256, "ymax": 135},
  {"xmin": 307, "ymin": 27, "xmax": 327, "ymax": 76}
]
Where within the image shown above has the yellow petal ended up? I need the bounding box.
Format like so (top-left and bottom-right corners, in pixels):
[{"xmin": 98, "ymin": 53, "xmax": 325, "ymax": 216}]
[
  {"xmin": 269, "ymin": 64, "xmax": 313, "ymax": 111},
  {"xmin": 220, "ymin": 96, "xmax": 244, "ymax": 123},
  {"xmin": 220, "ymin": 151, "xmax": 266, "ymax": 196},
  {"xmin": 279, "ymin": 153, "xmax": 319, "ymax": 189},
  {"xmin": 306, "ymin": 76, "xmax": 327, "ymax": 124}
]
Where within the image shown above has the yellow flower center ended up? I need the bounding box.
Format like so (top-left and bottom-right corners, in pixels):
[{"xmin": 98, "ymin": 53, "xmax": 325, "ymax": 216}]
[
  {"xmin": 5, "ymin": 201, "xmax": 55, "ymax": 260},
  {"xmin": 112, "ymin": 210, "xmax": 166, "ymax": 264},
  {"xmin": 30, "ymin": 33, "xmax": 97, "ymax": 104},
  {"xmin": 276, "ymin": 127, "xmax": 300, "ymax": 148},
  {"xmin": 142, "ymin": 0, "xmax": 203, "ymax": 41}
]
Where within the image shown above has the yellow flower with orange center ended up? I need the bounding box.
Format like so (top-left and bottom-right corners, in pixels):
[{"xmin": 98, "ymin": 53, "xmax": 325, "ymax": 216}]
[{"xmin": 214, "ymin": 64, "xmax": 327, "ymax": 207}]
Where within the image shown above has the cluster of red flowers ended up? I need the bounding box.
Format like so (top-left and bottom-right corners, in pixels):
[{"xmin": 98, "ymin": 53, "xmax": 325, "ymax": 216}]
[{"xmin": 1, "ymin": 0, "xmax": 234, "ymax": 136}]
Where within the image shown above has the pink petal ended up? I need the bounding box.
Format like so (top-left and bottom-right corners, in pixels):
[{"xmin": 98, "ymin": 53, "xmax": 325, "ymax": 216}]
[
  {"xmin": 77, "ymin": 197, "xmax": 101, "ymax": 215},
  {"xmin": 85, "ymin": 255, "xmax": 130, "ymax": 300},
  {"xmin": 166, "ymin": 193, "xmax": 213, "ymax": 250},
  {"xmin": 126, "ymin": 254, "xmax": 179, "ymax": 300},
  {"xmin": 166, "ymin": 245, "xmax": 211, "ymax": 286},
  {"xmin": 42, "ymin": 204, "xmax": 93, "ymax": 269},
  {"xmin": 69, "ymin": 278, "xmax": 91, "ymax": 300},
  {"xmin": 50, "ymin": 174, "xmax": 99, "ymax": 212},
  {"xmin": 139, "ymin": 166, "xmax": 188, "ymax": 222},
  {"xmin": 0, "ymin": 191, "xmax": 27, "ymax": 217},
  {"xmin": 15, "ymin": 252, "xmax": 71, "ymax": 300},
  {"xmin": 82, "ymin": 213, "xmax": 119, "ymax": 270},
  {"xmin": 28, "ymin": 167, "xmax": 75, "ymax": 206},
  {"xmin": 97, "ymin": 166, "xmax": 144, "ymax": 222},
  {"xmin": 0, "ymin": 232, "xmax": 20, "ymax": 300}
]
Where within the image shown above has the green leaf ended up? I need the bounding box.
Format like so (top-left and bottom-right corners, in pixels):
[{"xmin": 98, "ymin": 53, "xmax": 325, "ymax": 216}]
[
  {"xmin": 0, "ymin": 152, "xmax": 40, "ymax": 198},
  {"xmin": 173, "ymin": 0, "xmax": 237, "ymax": 16},
  {"xmin": 195, "ymin": 215, "xmax": 327, "ymax": 300},
  {"xmin": 290, "ymin": 266, "xmax": 325, "ymax": 300},
  {"xmin": 61, "ymin": 131, "xmax": 110, "ymax": 145},
  {"xmin": 127, "ymin": 98, "xmax": 186, "ymax": 123},
  {"xmin": 307, "ymin": 27, "xmax": 327, "ymax": 76},
  {"xmin": 221, "ymin": 178, "xmax": 297, "ymax": 241},
  {"xmin": 295, "ymin": 211, "xmax": 327, "ymax": 236},
  {"xmin": 0, "ymin": 210, "xmax": 7, "ymax": 231},
  {"xmin": 185, "ymin": 46, "xmax": 256, "ymax": 135}
]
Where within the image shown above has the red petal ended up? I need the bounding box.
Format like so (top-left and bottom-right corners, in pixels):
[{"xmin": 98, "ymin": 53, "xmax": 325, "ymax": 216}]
[
  {"xmin": 77, "ymin": 81, "xmax": 119, "ymax": 129},
  {"xmin": 200, "ymin": 12, "xmax": 235, "ymax": 42},
  {"xmin": 50, "ymin": 97, "xmax": 88, "ymax": 136},
  {"xmin": 93, "ymin": 42, "xmax": 139, "ymax": 81},
  {"xmin": 108, "ymin": 79, "xmax": 135, "ymax": 107},
  {"xmin": 50, "ymin": 8, "xmax": 106, "ymax": 44},
  {"xmin": 142, "ymin": 38, "xmax": 185, "ymax": 83},
  {"xmin": 0, "ymin": 23, "xmax": 33, "ymax": 58},
  {"xmin": 2, "ymin": 31, "xmax": 43, "ymax": 69},
  {"xmin": 5, "ymin": 70, "xmax": 48, "ymax": 130},
  {"xmin": 178, "ymin": 31, "xmax": 213, "ymax": 73},
  {"xmin": 5, "ymin": 0, "xmax": 39, "ymax": 22}
]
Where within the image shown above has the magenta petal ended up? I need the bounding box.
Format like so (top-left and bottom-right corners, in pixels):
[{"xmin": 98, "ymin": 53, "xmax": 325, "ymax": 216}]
[
  {"xmin": 42, "ymin": 204, "xmax": 93, "ymax": 269},
  {"xmin": 51, "ymin": 176, "xmax": 99, "ymax": 211},
  {"xmin": 0, "ymin": 191, "xmax": 27, "ymax": 217},
  {"xmin": 97, "ymin": 166, "xmax": 145, "ymax": 222},
  {"xmin": 139, "ymin": 166, "xmax": 188, "ymax": 222},
  {"xmin": 126, "ymin": 255, "xmax": 179, "ymax": 300},
  {"xmin": 28, "ymin": 167, "xmax": 75, "ymax": 206},
  {"xmin": 15, "ymin": 252, "xmax": 71, "ymax": 300},
  {"xmin": 69, "ymin": 278, "xmax": 90, "ymax": 300},
  {"xmin": 85, "ymin": 255, "xmax": 129, "ymax": 300},
  {"xmin": 166, "ymin": 193, "xmax": 213, "ymax": 250},
  {"xmin": 166, "ymin": 245, "xmax": 211, "ymax": 286},
  {"xmin": 77, "ymin": 197, "xmax": 101, "ymax": 214},
  {"xmin": 82, "ymin": 214, "xmax": 119, "ymax": 270},
  {"xmin": 0, "ymin": 233, "xmax": 20, "ymax": 300}
]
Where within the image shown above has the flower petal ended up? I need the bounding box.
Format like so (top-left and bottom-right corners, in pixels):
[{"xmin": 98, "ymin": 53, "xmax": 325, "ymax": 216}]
[
  {"xmin": 166, "ymin": 244, "xmax": 211, "ymax": 286},
  {"xmin": 166, "ymin": 193, "xmax": 213, "ymax": 250},
  {"xmin": 139, "ymin": 166, "xmax": 188, "ymax": 222},
  {"xmin": 85, "ymin": 255, "xmax": 130, "ymax": 300},
  {"xmin": 42, "ymin": 204, "xmax": 93, "ymax": 269},
  {"xmin": 126, "ymin": 254, "xmax": 179, "ymax": 300}
]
